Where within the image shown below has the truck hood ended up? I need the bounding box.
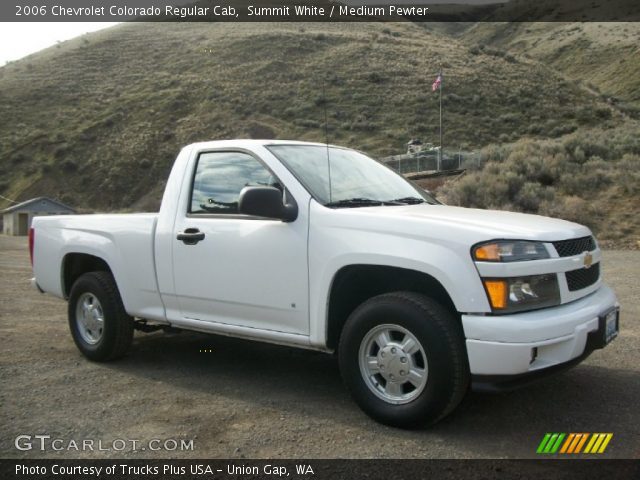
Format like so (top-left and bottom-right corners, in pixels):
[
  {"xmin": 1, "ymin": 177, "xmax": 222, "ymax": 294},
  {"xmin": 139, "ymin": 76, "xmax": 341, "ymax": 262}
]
[{"xmin": 330, "ymin": 204, "xmax": 591, "ymax": 244}]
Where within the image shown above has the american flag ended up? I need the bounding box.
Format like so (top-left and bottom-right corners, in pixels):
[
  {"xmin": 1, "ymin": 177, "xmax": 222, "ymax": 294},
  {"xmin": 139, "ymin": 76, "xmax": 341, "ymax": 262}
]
[{"xmin": 432, "ymin": 73, "xmax": 442, "ymax": 92}]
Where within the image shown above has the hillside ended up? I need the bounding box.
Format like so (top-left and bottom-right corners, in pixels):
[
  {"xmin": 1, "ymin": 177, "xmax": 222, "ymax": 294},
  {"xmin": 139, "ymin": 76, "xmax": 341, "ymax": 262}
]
[
  {"xmin": 437, "ymin": 123, "xmax": 640, "ymax": 247},
  {"xmin": 0, "ymin": 21, "xmax": 628, "ymax": 212},
  {"xmin": 0, "ymin": 21, "xmax": 638, "ymax": 245},
  {"xmin": 454, "ymin": 22, "xmax": 640, "ymax": 110}
]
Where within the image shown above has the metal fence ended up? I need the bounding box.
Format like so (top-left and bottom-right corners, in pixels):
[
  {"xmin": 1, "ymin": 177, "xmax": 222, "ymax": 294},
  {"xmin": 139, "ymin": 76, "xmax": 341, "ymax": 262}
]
[{"xmin": 382, "ymin": 150, "xmax": 482, "ymax": 175}]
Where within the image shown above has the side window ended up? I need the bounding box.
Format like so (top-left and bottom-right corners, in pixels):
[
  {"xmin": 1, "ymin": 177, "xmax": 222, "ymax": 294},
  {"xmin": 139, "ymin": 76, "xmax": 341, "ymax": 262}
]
[{"xmin": 190, "ymin": 151, "xmax": 279, "ymax": 215}]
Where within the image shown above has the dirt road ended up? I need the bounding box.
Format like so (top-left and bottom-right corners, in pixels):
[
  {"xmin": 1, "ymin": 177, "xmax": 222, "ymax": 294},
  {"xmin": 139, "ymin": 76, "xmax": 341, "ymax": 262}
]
[{"xmin": 1, "ymin": 234, "xmax": 638, "ymax": 459}]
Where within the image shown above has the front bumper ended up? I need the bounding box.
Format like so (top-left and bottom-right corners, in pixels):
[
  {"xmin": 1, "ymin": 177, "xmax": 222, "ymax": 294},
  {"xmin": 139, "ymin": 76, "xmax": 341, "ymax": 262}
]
[{"xmin": 461, "ymin": 284, "xmax": 619, "ymax": 388}]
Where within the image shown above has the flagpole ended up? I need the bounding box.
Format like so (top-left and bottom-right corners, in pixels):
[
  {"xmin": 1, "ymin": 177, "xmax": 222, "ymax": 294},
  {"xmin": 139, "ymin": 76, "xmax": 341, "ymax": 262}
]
[{"xmin": 438, "ymin": 69, "xmax": 443, "ymax": 172}]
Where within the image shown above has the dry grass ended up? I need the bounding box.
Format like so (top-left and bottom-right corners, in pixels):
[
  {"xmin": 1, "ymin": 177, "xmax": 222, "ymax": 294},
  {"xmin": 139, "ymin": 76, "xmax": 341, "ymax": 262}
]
[
  {"xmin": 438, "ymin": 124, "xmax": 640, "ymax": 247},
  {"xmin": 458, "ymin": 22, "xmax": 640, "ymax": 108},
  {"xmin": 0, "ymin": 22, "xmax": 625, "ymax": 210}
]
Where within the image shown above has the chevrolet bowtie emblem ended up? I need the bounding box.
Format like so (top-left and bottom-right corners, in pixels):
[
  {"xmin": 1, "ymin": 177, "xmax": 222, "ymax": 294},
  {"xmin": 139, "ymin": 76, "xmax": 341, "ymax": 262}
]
[{"xmin": 583, "ymin": 252, "xmax": 593, "ymax": 269}]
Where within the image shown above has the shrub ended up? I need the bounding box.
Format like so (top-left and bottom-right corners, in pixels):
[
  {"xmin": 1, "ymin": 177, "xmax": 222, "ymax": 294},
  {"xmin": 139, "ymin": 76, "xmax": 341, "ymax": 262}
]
[
  {"xmin": 314, "ymin": 95, "xmax": 327, "ymax": 106},
  {"xmin": 366, "ymin": 72, "xmax": 384, "ymax": 84},
  {"xmin": 539, "ymin": 196, "xmax": 598, "ymax": 232},
  {"xmin": 550, "ymin": 124, "xmax": 577, "ymax": 138},
  {"xmin": 296, "ymin": 119, "xmax": 320, "ymax": 129},
  {"xmin": 498, "ymin": 113, "xmax": 518, "ymax": 124},
  {"xmin": 438, "ymin": 125, "xmax": 638, "ymax": 242},
  {"xmin": 515, "ymin": 182, "xmax": 555, "ymax": 212},
  {"xmin": 504, "ymin": 53, "xmax": 517, "ymax": 63},
  {"xmin": 61, "ymin": 160, "xmax": 78, "ymax": 172},
  {"xmin": 11, "ymin": 153, "xmax": 26, "ymax": 165},
  {"xmin": 53, "ymin": 146, "xmax": 68, "ymax": 159}
]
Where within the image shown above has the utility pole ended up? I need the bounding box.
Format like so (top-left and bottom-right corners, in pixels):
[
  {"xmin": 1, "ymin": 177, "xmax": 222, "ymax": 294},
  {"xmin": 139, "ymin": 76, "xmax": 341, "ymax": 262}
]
[
  {"xmin": 431, "ymin": 68, "xmax": 443, "ymax": 171},
  {"xmin": 439, "ymin": 69, "xmax": 443, "ymax": 172}
]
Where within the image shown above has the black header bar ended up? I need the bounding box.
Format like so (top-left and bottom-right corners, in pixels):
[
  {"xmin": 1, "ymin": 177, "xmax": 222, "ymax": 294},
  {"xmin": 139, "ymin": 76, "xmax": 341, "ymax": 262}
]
[
  {"xmin": 3, "ymin": 0, "xmax": 640, "ymax": 22},
  {"xmin": 2, "ymin": 459, "xmax": 640, "ymax": 480}
]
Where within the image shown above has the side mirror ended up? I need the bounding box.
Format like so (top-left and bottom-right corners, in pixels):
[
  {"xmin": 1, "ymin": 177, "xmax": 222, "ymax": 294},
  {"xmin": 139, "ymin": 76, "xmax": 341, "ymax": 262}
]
[{"xmin": 238, "ymin": 186, "xmax": 298, "ymax": 222}]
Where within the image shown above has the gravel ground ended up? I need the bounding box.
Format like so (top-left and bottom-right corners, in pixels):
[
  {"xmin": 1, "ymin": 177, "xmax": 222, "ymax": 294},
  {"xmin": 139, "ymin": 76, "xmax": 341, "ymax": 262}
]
[{"xmin": 0, "ymin": 234, "xmax": 638, "ymax": 459}]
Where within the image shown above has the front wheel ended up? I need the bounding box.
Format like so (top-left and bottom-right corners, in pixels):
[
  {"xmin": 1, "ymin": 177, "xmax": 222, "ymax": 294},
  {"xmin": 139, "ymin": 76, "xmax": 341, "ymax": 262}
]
[
  {"xmin": 338, "ymin": 292, "xmax": 469, "ymax": 428},
  {"xmin": 68, "ymin": 271, "xmax": 134, "ymax": 361}
]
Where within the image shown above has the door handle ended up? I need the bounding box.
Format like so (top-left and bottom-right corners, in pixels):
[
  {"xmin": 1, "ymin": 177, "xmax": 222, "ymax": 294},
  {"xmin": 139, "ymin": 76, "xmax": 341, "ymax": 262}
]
[{"xmin": 177, "ymin": 228, "xmax": 205, "ymax": 245}]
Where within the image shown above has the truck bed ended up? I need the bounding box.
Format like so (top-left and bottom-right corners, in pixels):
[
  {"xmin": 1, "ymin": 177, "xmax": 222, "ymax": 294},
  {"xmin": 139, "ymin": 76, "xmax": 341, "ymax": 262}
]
[{"xmin": 32, "ymin": 213, "xmax": 166, "ymax": 321}]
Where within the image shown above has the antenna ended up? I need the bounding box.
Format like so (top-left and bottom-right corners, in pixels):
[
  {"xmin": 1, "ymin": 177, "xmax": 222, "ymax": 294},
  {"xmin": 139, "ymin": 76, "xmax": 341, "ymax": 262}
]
[{"xmin": 322, "ymin": 76, "xmax": 332, "ymax": 203}]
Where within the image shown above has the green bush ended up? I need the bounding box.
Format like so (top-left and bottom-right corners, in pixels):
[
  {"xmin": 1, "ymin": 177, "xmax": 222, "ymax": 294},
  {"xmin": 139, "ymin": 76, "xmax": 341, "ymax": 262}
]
[
  {"xmin": 366, "ymin": 72, "xmax": 384, "ymax": 84},
  {"xmin": 538, "ymin": 196, "xmax": 599, "ymax": 229},
  {"xmin": 61, "ymin": 160, "xmax": 78, "ymax": 172},
  {"xmin": 439, "ymin": 125, "xmax": 640, "ymax": 239}
]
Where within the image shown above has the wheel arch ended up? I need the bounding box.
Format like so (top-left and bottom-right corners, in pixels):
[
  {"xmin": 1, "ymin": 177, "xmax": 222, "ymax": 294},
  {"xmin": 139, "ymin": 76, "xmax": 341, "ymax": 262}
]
[
  {"xmin": 326, "ymin": 264, "xmax": 459, "ymax": 351},
  {"xmin": 62, "ymin": 253, "xmax": 113, "ymax": 299}
]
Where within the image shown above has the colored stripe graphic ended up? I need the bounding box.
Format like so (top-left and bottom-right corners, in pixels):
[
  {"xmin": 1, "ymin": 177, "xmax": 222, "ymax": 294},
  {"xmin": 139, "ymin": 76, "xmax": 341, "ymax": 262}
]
[
  {"xmin": 597, "ymin": 434, "xmax": 613, "ymax": 453},
  {"xmin": 537, "ymin": 433, "xmax": 552, "ymax": 453},
  {"xmin": 559, "ymin": 433, "xmax": 575, "ymax": 453},
  {"xmin": 584, "ymin": 433, "xmax": 614, "ymax": 454},
  {"xmin": 544, "ymin": 433, "xmax": 559, "ymax": 453},
  {"xmin": 537, "ymin": 433, "xmax": 565, "ymax": 454},
  {"xmin": 574, "ymin": 433, "xmax": 589, "ymax": 453},
  {"xmin": 584, "ymin": 434, "xmax": 598, "ymax": 453},
  {"xmin": 568, "ymin": 433, "xmax": 582, "ymax": 453},
  {"xmin": 550, "ymin": 433, "xmax": 565, "ymax": 453},
  {"xmin": 567, "ymin": 433, "xmax": 581, "ymax": 453},
  {"xmin": 537, "ymin": 433, "xmax": 613, "ymax": 454}
]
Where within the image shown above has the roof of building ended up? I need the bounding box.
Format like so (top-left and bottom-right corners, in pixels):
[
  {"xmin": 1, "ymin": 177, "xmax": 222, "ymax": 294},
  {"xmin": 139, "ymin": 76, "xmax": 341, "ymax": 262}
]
[{"xmin": 1, "ymin": 196, "xmax": 76, "ymax": 214}]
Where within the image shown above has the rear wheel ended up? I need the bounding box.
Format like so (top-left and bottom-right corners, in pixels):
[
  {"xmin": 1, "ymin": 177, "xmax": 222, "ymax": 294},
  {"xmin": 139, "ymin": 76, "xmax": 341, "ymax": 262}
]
[
  {"xmin": 68, "ymin": 271, "xmax": 133, "ymax": 361},
  {"xmin": 339, "ymin": 292, "xmax": 469, "ymax": 428}
]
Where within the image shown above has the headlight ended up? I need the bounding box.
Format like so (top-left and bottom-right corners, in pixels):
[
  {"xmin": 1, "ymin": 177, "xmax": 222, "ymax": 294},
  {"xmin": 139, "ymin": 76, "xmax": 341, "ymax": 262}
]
[
  {"xmin": 482, "ymin": 274, "xmax": 560, "ymax": 313},
  {"xmin": 473, "ymin": 241, "xmax": 549, "ymax": 262}
]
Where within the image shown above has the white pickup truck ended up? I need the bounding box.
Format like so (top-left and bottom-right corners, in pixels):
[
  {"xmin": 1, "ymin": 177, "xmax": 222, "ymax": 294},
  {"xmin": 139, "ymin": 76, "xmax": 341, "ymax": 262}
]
[{"xmin": 31, "ymin": 140, "xmax": 619, "ymax": 427}]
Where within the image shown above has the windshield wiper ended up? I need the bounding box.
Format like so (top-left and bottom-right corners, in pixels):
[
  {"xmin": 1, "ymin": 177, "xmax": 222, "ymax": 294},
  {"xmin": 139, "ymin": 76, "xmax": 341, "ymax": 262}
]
[
  {"xmin": 325, "ymin": 198, "xmax": 402, "ymax": 208},
  {"xmin": 389, "ymin": 197, "xmax": 426, "ymax": 205}
]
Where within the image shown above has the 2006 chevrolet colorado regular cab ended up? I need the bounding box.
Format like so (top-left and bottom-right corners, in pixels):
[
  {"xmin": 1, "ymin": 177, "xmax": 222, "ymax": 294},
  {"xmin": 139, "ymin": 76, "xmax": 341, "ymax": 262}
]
[{"xmin": 31, "ymin": 140, "xmax": 620, "ymax": 427}]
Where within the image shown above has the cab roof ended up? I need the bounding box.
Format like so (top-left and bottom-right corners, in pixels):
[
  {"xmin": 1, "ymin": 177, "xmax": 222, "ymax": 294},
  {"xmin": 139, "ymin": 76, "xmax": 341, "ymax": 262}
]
[{"xmin": 187, "ymin": 139, "xmax": 343, "ymax": 150}]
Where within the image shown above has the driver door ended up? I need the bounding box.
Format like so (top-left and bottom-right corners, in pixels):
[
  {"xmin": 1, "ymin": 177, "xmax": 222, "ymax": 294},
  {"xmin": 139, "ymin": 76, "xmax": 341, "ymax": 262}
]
[{"xmin": 171, "ymin": 150, "xmax": 309, "ymax": 335}]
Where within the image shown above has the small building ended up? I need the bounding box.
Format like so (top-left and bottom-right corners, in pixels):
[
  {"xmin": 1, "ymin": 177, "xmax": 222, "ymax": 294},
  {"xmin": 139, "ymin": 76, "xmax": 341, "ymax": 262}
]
[{"xmin": 2, "ymin": 197, "xmax": 75, "ymax": 236}]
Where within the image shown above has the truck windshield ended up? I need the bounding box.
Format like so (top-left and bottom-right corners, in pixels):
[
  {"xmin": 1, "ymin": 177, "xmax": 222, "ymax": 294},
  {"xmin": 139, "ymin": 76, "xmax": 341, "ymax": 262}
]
[{"xmin": 266, "ymin": 145, "xmax": 438, "ymax": 208}]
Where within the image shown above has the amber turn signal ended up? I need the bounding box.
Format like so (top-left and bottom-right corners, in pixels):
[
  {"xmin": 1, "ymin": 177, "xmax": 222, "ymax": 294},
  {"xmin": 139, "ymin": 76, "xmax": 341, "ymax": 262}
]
[
  {"xmin": 474, "ymin": 243, "xmax": 501, "ymax": 261},
  {"xmin": 483, "ymin": 280, "xmax": 507, "ymax": 309}
]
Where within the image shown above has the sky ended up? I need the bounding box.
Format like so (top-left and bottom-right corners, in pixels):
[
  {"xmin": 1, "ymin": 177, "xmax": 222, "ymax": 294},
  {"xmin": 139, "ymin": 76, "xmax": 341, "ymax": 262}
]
[{"xmin": 0, "ymin": 23, "xmax": 119, "ymax": 65}]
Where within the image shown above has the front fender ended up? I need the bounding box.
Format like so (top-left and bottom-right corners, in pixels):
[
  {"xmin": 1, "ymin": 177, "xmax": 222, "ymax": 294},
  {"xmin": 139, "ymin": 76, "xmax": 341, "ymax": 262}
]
[{"xmin": 307, "ymin": 206, "xmax": 490, "ymax": 348}]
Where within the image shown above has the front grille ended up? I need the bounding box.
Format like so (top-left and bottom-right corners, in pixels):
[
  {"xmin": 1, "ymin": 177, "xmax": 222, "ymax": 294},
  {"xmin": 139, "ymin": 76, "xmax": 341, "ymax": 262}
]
[
  {"xmin": 565, "ymin": 263, "xmax": 600, "ymax": 291},
  {"xmin": 552, "ymin": 236, "xmax": 595, "ymax": 257}
]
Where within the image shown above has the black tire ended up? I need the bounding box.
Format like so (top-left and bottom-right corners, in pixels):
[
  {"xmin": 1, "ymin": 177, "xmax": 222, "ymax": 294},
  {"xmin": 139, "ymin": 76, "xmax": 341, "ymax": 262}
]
[
  {"xmin": 68, "ymin": 271, "xmax": 134, "ymax": 361},
  {"xmin": 338, "ymin": 292, "xmax": 469, "ymax": 428}
]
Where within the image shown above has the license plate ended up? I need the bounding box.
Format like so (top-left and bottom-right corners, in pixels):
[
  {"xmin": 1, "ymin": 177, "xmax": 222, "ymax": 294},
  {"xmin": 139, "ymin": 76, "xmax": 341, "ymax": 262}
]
[{"xmin": 603, "ymin": 308, "xmax": 619, "ymax": 344}]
